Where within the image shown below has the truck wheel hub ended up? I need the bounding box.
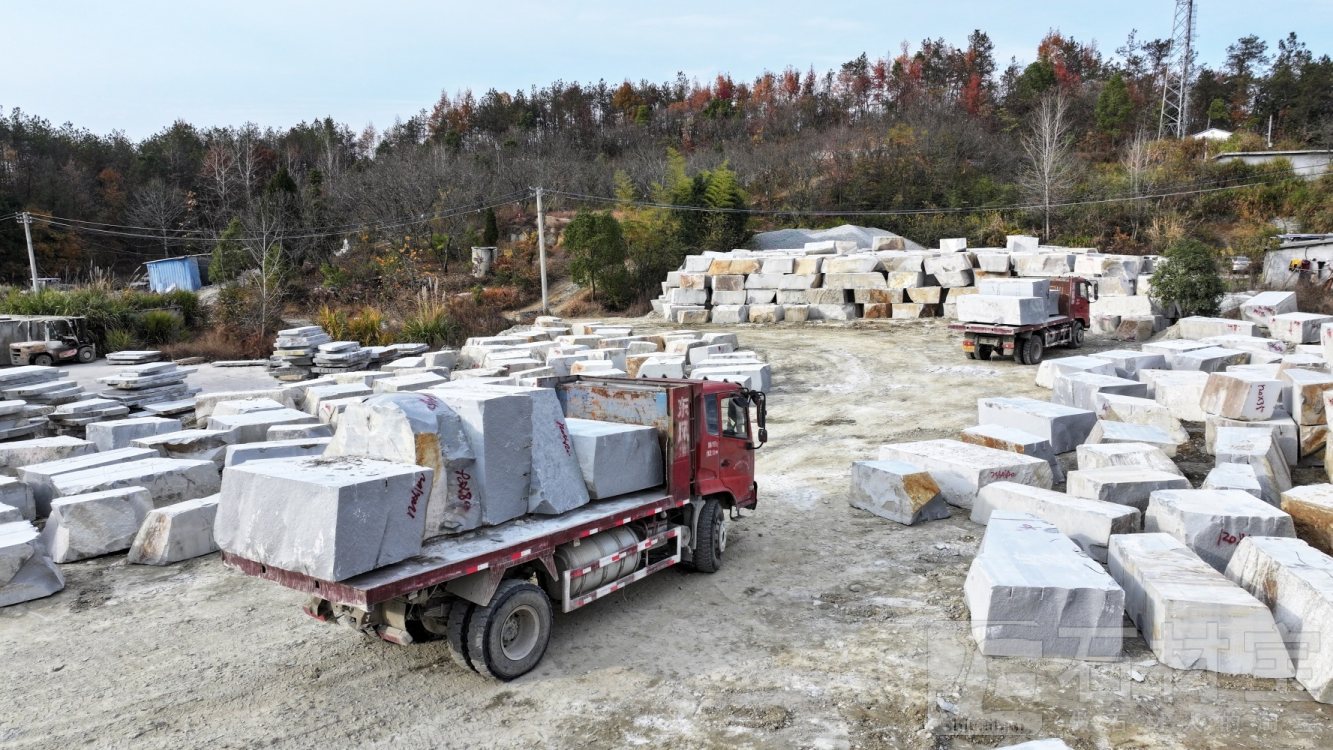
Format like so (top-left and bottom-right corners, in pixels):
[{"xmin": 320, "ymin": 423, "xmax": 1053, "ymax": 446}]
[
  {"xmin": 717, "ymin": 517, "xmax": 728, "ymax": 553},
  {"xmin": 500, "ymin": 605, "xmax": 540, "ymax": 660}
]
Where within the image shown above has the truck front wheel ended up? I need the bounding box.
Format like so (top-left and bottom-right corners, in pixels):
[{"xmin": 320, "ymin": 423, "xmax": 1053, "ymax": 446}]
[
  {"xmin": 691, "ymin": 498, "xmax": 727, "ymax": 573},
  {"xmin": 1070, "ymin": 322, "xmax": 1085, "ymax": 349},
  {"xmin": 465, "ymin": 580, "xmax": 552, "ymax": 681}
]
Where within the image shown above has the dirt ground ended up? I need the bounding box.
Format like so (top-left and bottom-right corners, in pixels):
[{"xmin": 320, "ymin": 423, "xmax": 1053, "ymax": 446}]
[{"xmin": 2, "ymin": 320, "xmax": 1330, "ymax": 750}]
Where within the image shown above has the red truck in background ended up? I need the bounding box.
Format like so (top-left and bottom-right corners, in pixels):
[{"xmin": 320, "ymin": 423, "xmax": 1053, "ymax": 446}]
[
  {"xmin": 948, "ymin": 276, "xmax": 1095, "ymax": 365},
  {"xmin": 224, "ymin": 376, "xmax": 767, "ymax": 680}
]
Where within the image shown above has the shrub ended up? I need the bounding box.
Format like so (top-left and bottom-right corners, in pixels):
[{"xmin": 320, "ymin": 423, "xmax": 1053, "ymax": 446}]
[
  {"xmin": 348, "ymin": 306, "xmax": 386, "ymax": 345},
  {"xmin": 104, "ymin": 328, "xmax": 137, "ymax": 354},
  {"xmin": 399, "ymin": 290, "xmax": 455, "ymax": 347},
  {"xmin": 139, "ymin": 310, "xmax": 183, "ymax": 345},
  {"xmin": 1149, "ymin": 239, "xmax": 1225, "ymax": 317},
  {"xmin": 0, "ymin": 287, "xmax": 202, "ymax": 352},
  {"xmin": 316, "ymin": 305, "xmax": 350, "ymax": 341}
]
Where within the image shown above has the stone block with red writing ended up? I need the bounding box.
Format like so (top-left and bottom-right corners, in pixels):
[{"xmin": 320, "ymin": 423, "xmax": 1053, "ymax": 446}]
[
  {"xmin": 1144, "ymin": 488, "xmax": 1295, "ymax": 572},
  {"xmin": 214, "ymin": 456, "xmax": 433, "ymax": 581},
  {"xmin": 878, "ymin": 439, "xmax": 1052, "ymax": 510},
  {"xmin": 1199, "ymin": 371, "xmax": 1283, "ymax": 421}
]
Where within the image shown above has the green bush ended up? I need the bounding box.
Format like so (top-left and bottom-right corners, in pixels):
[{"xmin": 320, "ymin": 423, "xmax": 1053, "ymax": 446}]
[
  {"xmin": 0, "ymin": 287, "xmax": 202, "ymax": 352},
  {"xmin": 139, "ymin": 310, "xmax": 183, "ymax": 345},
  {"xmin": 104, "ymin": 328, "xmax": 137, "ymax": 354},
  {"xmin": 1149, "ymin": 239, "xmax": 1225, "ymax": 317}
]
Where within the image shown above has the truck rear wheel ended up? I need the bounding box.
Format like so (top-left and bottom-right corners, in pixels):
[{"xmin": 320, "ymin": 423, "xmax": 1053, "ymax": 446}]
[
  {"xmin": 465, "ymin": 580, "xmax": 552, "ymax": 681},
  {"xmin": 691, "ymin": 498, "xmax": 727, "ymax": 573},
  {"xmin": 977, "ymin": 344, "xmax": 994, "ymax": 361},
  {"xmin": 1023, "ymin": 335, "xmax": 1045, "ymax": 365},
  {"xmin": 446, "ymin": 601, "xmax": 478, "ymax": 672}
]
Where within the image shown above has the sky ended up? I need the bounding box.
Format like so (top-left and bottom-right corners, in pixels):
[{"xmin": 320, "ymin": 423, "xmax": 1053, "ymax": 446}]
[{"xmin": 5, "ymin": 0, "xmax": 1331, "ymax": 140}]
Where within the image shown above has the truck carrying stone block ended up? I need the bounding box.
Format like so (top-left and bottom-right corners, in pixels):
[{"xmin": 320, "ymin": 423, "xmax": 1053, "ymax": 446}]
[
  {"xmin": 977, "ymin": 396, "xmax": 1096, "ymax": 454},
  {"xmin": 977, "ymin": 278, "xmax": 1049, "ymax": 298},
  {"xmin": 965, "ymin": 511, "xmax": 1123, "ymax": 659},
  {"xmin": 1088, "ymin": 350, "xmax": 1167, "ymax": 379},
  {"xmin": 1215, "ymin": 426, "xmax": 1293, "ymax": 505},
  {"xmin": 126, "ymin": 495, "xmax": 220, "ymax": 565},
  {"xmin": 1168, "ymin": 346, "xmax": 1249, "ymax": 373},
  {"xmin": 973, "ymin": 482, "xmax": 1140, "ymax": 562},
  {"xmin": 1270, "ymin": 312, "xmax": 1333, "ymax": 345},
  {"xmin": 1052, "ymin": 372, "xmax": 1148, "ymax": 412},
  {"xmin": 1139, "ymin": 369, "xmax": 1210, "ymax": 422},
  {"xmin": 0, "ymin": 478, "xmax": 35, "ymax": 521},
  {"xmin": 0, "ymin": 521, "xmax": 64, "ymax": 606},
  {"xmin": 960, "ymin": 424, "xmax": 1063, "ymax": 482},
  {"xmin": 50, "ymin": 457, "xmax": 219, "ymax": 510},
  {"xmin": 1094, "ymin": 393, "xmax": 1189, "ymax": 445},
  {"xmin": 1034, "ymin": 356, "xmax": 1119, "ymax": 389},
  {"xmin": 1086, "ymin": 420, "xmax": 1179, "ymax": 457},
  {"xmin": 1281, "ymin": 484, "xmax": 1333, "ymax": 555},
  {"xmin": 1177, "ymin": 316, "xmax": 1259, "ymax": 340},
  {"xmin": 1203, "ymin": 463, "xmax": 1265, "ymax": 499},
  {"xmin": 1110, "ymin": 533, "xmax": 1294, "ymax": 676},
  {"xmin": 1225, "ymin": 536, "xmax": 1333, "ymax": 703},
  {"xmin": 564, "ymin": 418, "xmax": 663, "ymax": 499},
  {"xmin": 1240, "ymin": 291, "xmax": 1298, "ymax": 327},
  {"xmin": 41, "ymin": 486, "xmax": 153, "ymax": 562},
  {"xmin": 878, "ymin": 439, "xmax": 1051, "ymax": 509},
  {"xmin": 1076, "ymin": 442, "xmax": 1182, "ymax": 476},
  {"xmin": 1067, "ymin": 466, "xmax": 1190, "ymax": 511},
  {"xmin": 86, "ymin": 417, "xmax": 182, "ymax": 452},
  {"xmin": 955, "ymin": 295, "xmax": 1045, "ymax": 326},
  {"xmin": 1200, "ymin": 372, "xmax": 1283, "ymax": 421},
  {"xmin": 223, "ymin": 438, "xmax": 332, "ymax": 468},
  {"xmin": 0, "ymin": 436, "xmax": 95, "ymax": 477},
  {"xmin": 215, "ymin": 456, "xmax": 432, "ymax": 581},
  {"xmin": 849, "ymin": 459, "xmax": 949, "ymax": 525},
  {"xmin": 1145, "ymin": 488, "xmax": 1295, "ymax": 571}
]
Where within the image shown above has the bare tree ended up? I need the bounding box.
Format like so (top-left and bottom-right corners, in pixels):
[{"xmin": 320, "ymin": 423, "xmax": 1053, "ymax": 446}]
[
  {"xmin": 240, "ymin": 193, "xmax": 290, "ymax": 342},
  {"xmin": 1121, "ymin": 130, "xmax": 1155, "ymax": 240},
  {"xmin": 127, "ymin": 179, "xmax": 187, "ymax": 257},
  {"xmin": 1019, "ymin": 92, "xmax": 1077, "ymax": 240}
]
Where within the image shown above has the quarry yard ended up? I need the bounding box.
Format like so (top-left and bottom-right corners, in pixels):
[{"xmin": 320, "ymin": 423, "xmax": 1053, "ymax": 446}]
[{"xmin": 2, "ymin": 319, "xmax": 1329, "ymax": 750}]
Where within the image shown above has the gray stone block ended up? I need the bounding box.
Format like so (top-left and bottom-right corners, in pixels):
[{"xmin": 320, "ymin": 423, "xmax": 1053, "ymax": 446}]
[
  {"xmin": 1170, "ymin": 346, "xmax": 1250, "ymax": 373},
  {"xmin": 1215, "ymin": 426, "xmax": 1293, "ymax": 505},
  {"xmin": 1034, "ymin": 355, "xmax": 1118, "ymax": 389},
  {"xmin": 973, "ymin": 481, "xmax": 1139, "ymax": 562},
  {"xmin": 1087, "ymin": 420, "xmax": 1179, "ymax": 457},
  {"xmin": 564, "ymin": 418, "xmax": 663, "ymax": 499},
  {"xmin": 1109, "ymin": 533, "xmax": 1294, "ymax": 677},
  {"xmin": 215, "ymin": 456, "xmax": 432, "ymax": 581},
  {"xmin": 223, "ymin": 438, "xmax": 332, "ymax": 468},
  {"xmin": 0, "ymin": 478, "xmax": 35, "ymax": 521},
  {"xmin": 960, "ymin": 424, "xmax": 1064, "ymax": 482},
  {"xmin": 1087, "ymin": 349, "xmax": 1167, "ymax": 378},
  {"xmin": 206, "ymin": 408, "xmax": 317, "ymax": 444},
  {"xmin": 1145, "ymin": 488, "xmax": 1295, "ymax": 571},
  {"xmin": 41, "ymin": 486, "xmax": 153, "ymax": 562},
  {"xmin": 266, "ymin": 423, "xmax": 333, "ymax": 440},
  {"xmin": 1202, "ymin": 463, "xmax": 1265, "ymax": 499},
  {"xmin": 977, "ymin": 397, "xmax": 1096, "ymax": 454},
  {"xmin": 1076, "ymin": 442, "xmax": 1182, "ymax": 476},
  {"xmin": 425, "ymin": 389, "xmax": 533, "ymax": 527},
  {"xmin": 0, "ymin": 436, "xmax": 95, "ymax": 477},
  {"xmin": 133, "ymin": 429, "xmax": 239, "ymax": 464},
  {"xmin": 1066, "ymin": 466, "xmax": 1190, "ymax": 511},
  {"xmin": 849, "ymin": 460, "xmax": 949, "ymax": 525},
  {"xmin": 19, "ymin": 447, "xmax": 159, "ymax": 517},
  {"xmin": 50, "ymin": 458, "xmax": 220, "ymax": 510},
  {"xmin": 127, "ymin": 495, "xmax": 220, "ymax": 565},
  {"xmin": 86, "ymin": 417, "xmax": 183, "ymax": 452},
  {"xmin": 878, "ymin": 439, "xmax": 1052, "ymax": 509},
  {"xmin": 0, "ymin": 521, "xmax": 63, "ymax": 606}
]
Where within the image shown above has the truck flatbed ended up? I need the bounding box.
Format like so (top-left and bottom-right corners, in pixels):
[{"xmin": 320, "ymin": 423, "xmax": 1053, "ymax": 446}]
[
  {"xmin": 223, "ymin": 488, "xmax": 686, "ymax": 610},
  {"xmin": 947, "ymin": 314, "xmax": 1073, "ymax": 335}
]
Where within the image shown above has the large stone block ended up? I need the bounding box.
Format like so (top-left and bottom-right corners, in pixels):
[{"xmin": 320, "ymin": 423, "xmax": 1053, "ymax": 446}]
[
  {"xmin": 977, "ymin": 278, "xmax": 1049, "ymax": 298},
  {"xmin": 215, "ymin": 456, "xmax": 431, "ymax": 581},
  {"xmin": 211, "ymin": 397, "xmax": 288, "ymax": 418},
  {"xmin": 977, "ymin": 396, "xmax": 1096, "ymax": 454},
  {"xmin": 955, "ymin": 295, "xmax": 1045, "ymax": 325},
  {"xmin": 0, "ymin": 478, "xmax": 34, "ymax": 521},
  {"xmin": 419, "ymin": 389, "xmax": 534, "ymax": 529},
  {"xmin": 564, "ymin": 418, "xmax": 663, "ymax": 499},
  {"xmin": 1199, "ymin": 371, "xmax": 1283, "ymax": 421},
  {"xmin": 0, "ymin": 436, "xmax": 95, "ymax": 477},
  {"xmin": 690, "ymin": 363, "xmax": 772, "ymax": 393},
  {"xmin": 1086, "ymin": 420, "xmax": 1179, "ymax": 457},
  {"xmin": 1283, "ymin": 369, "xmax": 1333, "ymax": 425},
  {"xmin": 85, "ymin": 417, "xmax": 182, "ymax": 452},
  {"xmin": 823, "ymin": 255, "xmax": 880, "ymax": 274},
  {"xmin": 127, "ymin": 495, "xmax": 220, "ymax": 565},
  {"xmin": 1088, "ymin": 350, "xmax": 1167, "ymax": 379},
  {"xmin": 267, "ymin": 423, "xmax": 333, "ymax": 441},
  {"xmin": 223, "ymin": 438, "xmax": 332, "ymax": 468},
  {"xmin": 1240, "ymin": 291, "xmax": 1297, "ymax": 327},
  {"xmin": 1203, "ymin": 463, "xmax": 1265, "ymax": 499},
  {"xmin": 905, "ymin": 286, "xmax": 944, "ymax": 304},
  {"xmin": 0, "ymin": 522, "xmax": 64, "ymax": 606},
  {"xmin": 1139, "ymin": 369, "xmax": 1210, "ymax": 422},
  {"xmin": 1067, "ymin": 466, "xmax": 1190, "ymax": 511},
  {"xmin": 1052, "ymin": 372, "xmax": 1148, "ymax": 412},
  {"xmin": 303, "ymin": 384, "xmax": 374, "ymax": 416},
  {"xmin": 207, "ymin": 408, "xmax": 318, "ymax": 444},
  {"xmin": 848, "ymin": 459, "xmax": 949, "ymax": 525},
  {"xmin": 961, "ymin": 424, "xmax": 1063, "ymax": 482},
  {"xmin": 877, "ymin": 439, "xmax": 1052, "ymax": 509},
  {"xmin": 41, "ymin": 486, "xmax": 153, "ymax": 562},
  {"xmin": 809, "ymin": 304, "xmax": 859, "ymax": 321},
  {"xmin": 1204, "ymin": 412, "xmax": 1299, "ymax": 466},
  {"xmin": 133, "ymin": 429, "xmax": 238, "ymax": 464},
  {"xmin": 885, "ymin": 271, "xmax": 926, "ymax": 289},
  {"xmin": 965, "ymin": 511, "xmax": 1123, "ymax": 659},
  {"xmin": 891, "ymin": 303, "xmax": 936, "ymax": 319},
  {"xmin": 1076, "ymin": 442, "xmax": 1182, "ymax": 476},
  {"xmin": 50, "ymin": 457, "xmax": 220, "ymax": 510},
  {"xmin": 1094, "ymin": 393, "xmax": 1189, "ymax": 445},
  {"xmin": 1271, "ymin": 312, "xmax": 1333, "ymax": 344},
  {"xmin": 1215, "ymin": 426, "xmax": 1293, "ymax": 505},
  {"xmin": 1226, "ymin": 536, "xmax": 1333, "ymax": 703},
  {"xmin": 822, "ymin": 272, "xmax": 887, "ymax": 290},
  {"xmin": 1141, "ymin": 339, "xmax": 1210, "ymax": 367},
  {"xmin": 194, "ymin": 389, "xmax": 296, "ymax": 422},
  {"xmin": 1146, "ymin": 488, "xmax": 1295, "ymax": 571},
  {"xmin": 1170, "ymin": 346, "xmax": 1250, "ymax": 373},
  {"xmin": 1108, "ymin": 533, "xmax": 1293, "ymax": 677},
  {"xmin": 973, "ymin": 481, "xmax": 1140, "ymax": 562},
  {"xmin": 1034, "ymin": 355, "xmax": 1119, "ymax": 389},
  {"xmin": 1281, "ymin": 484, "xmax": 1333, "ymax": 555},
  {"xmin": 747, "ymin": 304, "xmax": 784, "ymax": 324},
  {"xmin": 18, "ymin": 447, "xmax": 158, "ymax": 517},
  {"xmin": 1177, "ymin": 316, "xmax": 1259, "ymax": 340}
]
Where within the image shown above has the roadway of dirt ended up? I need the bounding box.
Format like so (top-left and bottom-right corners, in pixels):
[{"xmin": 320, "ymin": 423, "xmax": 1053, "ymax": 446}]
[{"xmin": 1, "ymin": 319, "xmax": 1329, "ymax": 750}]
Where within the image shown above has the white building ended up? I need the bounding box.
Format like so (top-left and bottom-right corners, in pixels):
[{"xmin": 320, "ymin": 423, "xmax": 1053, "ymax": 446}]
[{"xmin": 1213, "ymin": 150, "xmax": 1333, "ymax": 180}]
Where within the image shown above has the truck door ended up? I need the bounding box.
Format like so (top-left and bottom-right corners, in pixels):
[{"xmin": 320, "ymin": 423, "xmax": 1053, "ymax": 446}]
[{"xmin": 716, "ymin": 393, "xmax": 755, "ymax": 503}]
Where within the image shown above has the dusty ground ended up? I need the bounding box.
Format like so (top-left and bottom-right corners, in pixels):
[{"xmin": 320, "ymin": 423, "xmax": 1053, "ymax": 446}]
[{"xmin": 2, "ymin": 320, "xmax": 1330, "ymax": 749}]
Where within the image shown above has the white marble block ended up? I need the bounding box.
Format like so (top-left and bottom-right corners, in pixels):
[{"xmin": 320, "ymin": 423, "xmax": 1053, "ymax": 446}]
[
  {"xmin": 849, "ymin": 459, "xmax": 949, "ymax": 525},
  {"xmin": 1145, "ymin": 488, "xmax": 1295, "ymax": 571},
  {"xmin": 1199, "ymin": 372, "xmax": 1283, "ymax": 421},
  {"xmin": 977, "ymin": 397, "xmax": 1097, "ymax": 454},
  {"xmin": 878, "ymin": 439, "xmax": 1052, "ymax": 509},
  {"xmin": 1093, "ymin": 393, "xmax": 1189, "ymax": 446},
  {"xmin": 127, "ymin": 495, "xmax": 221, "ymax": 565},
  {"xmin": 1033, "ymin": 356, "xmax": 1118, "ymax": 389},
  {"xmin": 973, "ymin": 481, "xmax": 1140, "ymax": 562},
  {"xmin": 1076, "ymin": 442, "xmax": 1183, "ymax": 476},
  {"xmin": 1066, "ymin": 466, "xmax": 1191, "ymax": 511},
  {"xmin": 1052, "ymin": 372, "xmax": 1148, "ymax": 412},
  {"xmin": 41, "ymin": 486, "xmax": 153, "ymax": 562},
  {"xmin": 1215, "ymin": 426, "xmax": 1293, "ymax": 505}
]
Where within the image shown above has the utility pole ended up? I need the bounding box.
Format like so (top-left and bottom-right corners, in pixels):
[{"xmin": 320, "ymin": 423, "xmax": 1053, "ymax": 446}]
[
  {"xmin": 18, "ymin": 212, "xmax": 38, "ymax": 292},
  {"xmin": 535, "ymin": 187, "xmax": 549, "ymax": 314}
]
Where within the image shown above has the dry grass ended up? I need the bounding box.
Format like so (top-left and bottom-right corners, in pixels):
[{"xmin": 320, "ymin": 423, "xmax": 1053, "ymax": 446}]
[
  {"xmin": 1295, "ymin": 278, "xmax": 1333, "ymax": 316},
  {"xmin": 160, "ymin": 328, "xmax": 269, "ymax": 360}
]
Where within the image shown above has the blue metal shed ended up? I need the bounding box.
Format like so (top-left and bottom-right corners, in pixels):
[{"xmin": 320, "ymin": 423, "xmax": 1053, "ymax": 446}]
[{"xmin": 144, "ymin": 256, "xmax": 202, "ymax": 293}]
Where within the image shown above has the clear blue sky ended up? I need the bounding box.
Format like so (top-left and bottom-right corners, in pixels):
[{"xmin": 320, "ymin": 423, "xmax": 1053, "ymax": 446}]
[{"xmin": 5, "ymin": 0, "xmax": 1329, "ymax": 140}]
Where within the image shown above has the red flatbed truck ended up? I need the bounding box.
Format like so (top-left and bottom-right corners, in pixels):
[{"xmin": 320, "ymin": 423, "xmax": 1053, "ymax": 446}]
[
  {"xmin": 222, "ymin": 376, "xmax": 768, "ymax": 680},
  {"xmin": 947, "ymin": 276, "xmax": 1095, "ymax": 365}
]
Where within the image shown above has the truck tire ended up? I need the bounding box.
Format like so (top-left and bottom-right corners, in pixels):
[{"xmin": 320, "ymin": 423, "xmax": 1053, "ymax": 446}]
[
  {"xmin": 465, "ymin": 580, "xmax": 552, "ymax": 681},
  {"xmin": 1023, "ymin": 335, "xmax": 1045, "ymax": 365},
  {"xmin": 446, "ymin": 601, "xmax": 478, "ymax": 672},
  {"xmin": 977, "ymin": 344, "xmax": 994, "ymax": 361},
  {"xmin": 32, "ymin": 354, "xmax": 53, "ymax": 367},
  {"xmin": 77, "ymin": 345, "xmax": 96, "ymax": 363},
  {"xmin": 1014, "ymin": 337, "xmax": 1028, "ymax": 365},
  {"xmin": 1070, "ymin": 322, "xmax": 1085, "ymax": 349},
  {"xmin": 691, "ymin": 498, "xmax": 727, "ymax": 573}
]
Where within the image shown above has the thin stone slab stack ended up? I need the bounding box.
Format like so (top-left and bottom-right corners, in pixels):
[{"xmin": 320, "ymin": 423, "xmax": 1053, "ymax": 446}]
[
  {"xmin": 269, "ymin": 326, "xmax": 333, "ymax": 381},
  {"xmin": 97, "ymin": 362, "xmax": 198, "ymax": 409},
  {"xmin": 964, "ymin": 511, "xmax": 1124, "ymax": 659},
  {"xmin": 47, "ymin": 398, "xmax": 131, "ymax": 436},
  {"xmin": 0, "ymin": 399, "xmax": 45, "ymax": 441},
  {"xmin": 312, "ymin": 341, "xmax": 373, "ymax": 374},
  {"xmin": 106, "ymin": 350, "xmax": 161, "ymax": 365},
  {"xmin": 0, "ymin": 365, "xmax": 85, "ymax": 409},
  {"xmin": 1109, "ymin": 533, "xmax": 1294, "ymax": 677}
]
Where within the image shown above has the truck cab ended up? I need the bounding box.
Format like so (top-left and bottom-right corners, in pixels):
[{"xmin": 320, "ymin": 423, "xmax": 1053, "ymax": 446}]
[{"xmin": 696, "ymin": 380, "xmax": 765, "ymax": 509}]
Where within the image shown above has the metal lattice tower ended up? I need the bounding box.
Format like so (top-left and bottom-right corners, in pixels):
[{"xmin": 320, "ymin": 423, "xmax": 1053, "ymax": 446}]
[{"xmin": 1158, "ymin": 0, "xmax": 1197, "ymax": 138}]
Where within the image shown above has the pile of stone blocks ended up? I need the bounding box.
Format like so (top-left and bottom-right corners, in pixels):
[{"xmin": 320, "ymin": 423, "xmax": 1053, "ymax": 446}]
[
  {"xmin": 97, "ymin": 362, "xmax": 199, "ymax": 409},
  {"xmin": 0, "ymin": 399, "xmax": 46, "ymax": 441},
  {"xmin": 972, "ymin": 482, "xmax": 1139, "ymax": 562},
  {"xmin": 964, "ymin": 511, "xmax": 1124, "ymax": 659},
  {"xmin": 0, "ymin": 365, "xmax": 85, "ymax": 409},
  {"xmin": 106, "ymin": 350, "xmax": 161, "ymax": 365},
  {"xmin": 269, "ymin": 325, "xmax": 332, "ymax": 381},
  {"xmin": 47, "ymin": 398, "xmax": 131, "ymax": 436},
  {"xmin": 312, "ymin": 341, "xmax": 372, "ymax": 374}
]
